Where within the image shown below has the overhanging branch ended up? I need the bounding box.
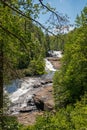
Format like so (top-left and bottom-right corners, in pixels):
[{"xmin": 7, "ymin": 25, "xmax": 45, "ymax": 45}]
[
  {"xmin": 38, "ymin": 0, "xmax": 65, "ymax": 22},
  {"xmin": 1, "ymin": 0, "xmax": 58, "ymax": 36},
  {"xmin": 0, "ymin": 23, "xmax": 28, "ymax": 51}
]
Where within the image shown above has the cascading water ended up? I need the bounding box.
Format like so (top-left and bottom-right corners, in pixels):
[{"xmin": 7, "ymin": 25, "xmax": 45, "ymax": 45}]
[
  {"xmin": 45, "ymin": 59, "xmax": 56, "ymax": 72},
  {"xmin": 48, "ymin": 50, "xmax": 62, "ymax": 58},
  {"xmin": 6, "ymin": 51, "xmax": 62, "ymax": 114}
]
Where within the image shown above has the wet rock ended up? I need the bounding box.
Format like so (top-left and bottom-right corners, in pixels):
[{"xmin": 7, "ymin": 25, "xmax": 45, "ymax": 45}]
[
  {"xmin": 9, "ymin": 78, "xmax": 54, "ymax": 115},
  {"xmin": 33, "ymin": 83, "xmax": 41, "ymax": 88},
  {"xmin": 27, "ymin": 99, "xmax": 34, "ymax": 106},
  {"xmin": 41, "ymin": 80, "xmax": 46, "ymax": 85},
  {"xmin": 41, "ymin": 79, "xmax": 52, "ymax": 85},
  {"xmin": 19, "ymin": 106, "xmax": 36, "ymax": 113}
]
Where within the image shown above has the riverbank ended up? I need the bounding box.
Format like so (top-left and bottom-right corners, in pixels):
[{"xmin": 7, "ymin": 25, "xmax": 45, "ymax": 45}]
[{"xmin": 13, "ymin": 57, "xmax": 61, "ymax": 126}]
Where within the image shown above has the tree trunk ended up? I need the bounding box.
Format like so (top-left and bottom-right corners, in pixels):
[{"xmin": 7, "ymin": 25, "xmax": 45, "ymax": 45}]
[{"xmin": 0, "ymin": 40, "xmax": 3, "ymax": 129}]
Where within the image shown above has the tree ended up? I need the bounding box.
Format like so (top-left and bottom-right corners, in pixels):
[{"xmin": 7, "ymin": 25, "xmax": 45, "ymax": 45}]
[
  {"xmin": 0, "ymin": 39, "xmax": 3, "ymax": 125},
  {"xmin": 53, "ymin": 6, "xmax": 87, "ymax": 108},
  {"xmin": 22, "ymin": 94, "xmax": 87, "ymax": 130},
  {"xmin": 75, "ymin": 6, "xmax": 87, "ymax": 27}
]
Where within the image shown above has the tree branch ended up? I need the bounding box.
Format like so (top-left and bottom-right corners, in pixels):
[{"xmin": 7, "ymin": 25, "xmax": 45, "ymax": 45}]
[
  {"xmin": 0, "ymin": 23, "xmax": 28, "ymax": 51},
  {"xmin": 1, "ymin": 0, "xmax": 58, "ymax": 36},
  {"xmin": 38, "ymin": 0, "xmax": 67, "ymax": 23}
]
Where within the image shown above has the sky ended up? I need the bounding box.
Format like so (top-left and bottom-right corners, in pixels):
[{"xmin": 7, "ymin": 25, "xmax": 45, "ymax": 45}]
[{"xmin": 38, "ymin": 0, "xmax": 87, "ymax": 26}]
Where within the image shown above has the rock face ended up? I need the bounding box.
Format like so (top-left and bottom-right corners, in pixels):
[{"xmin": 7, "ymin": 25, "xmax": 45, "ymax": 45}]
[{"xmin": 33, "ymin": 86, "xmax": 54, "ymax": 111}]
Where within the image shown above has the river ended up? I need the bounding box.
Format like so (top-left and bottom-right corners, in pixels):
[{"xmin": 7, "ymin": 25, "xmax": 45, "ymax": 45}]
[{"xmin": 6, "ymin": 51, "xmax": 62, "ymax": 114}]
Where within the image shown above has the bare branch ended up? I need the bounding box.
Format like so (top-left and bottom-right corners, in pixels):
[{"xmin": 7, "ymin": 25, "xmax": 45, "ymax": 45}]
[{"xmin": 38, "ymin": 0, "xmax": 67, "ymax": 23}]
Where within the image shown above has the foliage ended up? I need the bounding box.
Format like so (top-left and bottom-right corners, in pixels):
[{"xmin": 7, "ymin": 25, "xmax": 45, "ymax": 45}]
[
  {"xmin": 53, "ymin": 8, "xmax": 87, "ymax": 107},
  {"xmin": 49, "ymin": 34, "xmax": 66, "ymax": 52},
  {"xmin": 3, "ymin": 92, "xmax": 11, "ymax": 113},
  {"xmin": 22, "ymin": 94, "xmax": 87, "ymax": 130},
  {"xmin": 0, "ymin": 115, "xmax": 23, "ymax": 130},
  {"xmin": 28, "ymin": 56, "xmax": 45, "ymax": 76},
  {"xmin": 0, "ymin": 0, "xmax": 47, "ymax": 83},
  {"xmin": 75, "ymin": 6, "xmax": 87, "ymax": 27}
]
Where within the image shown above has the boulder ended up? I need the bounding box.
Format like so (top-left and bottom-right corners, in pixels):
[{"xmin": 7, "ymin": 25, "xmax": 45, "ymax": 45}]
[
  {"xmin": 44, "ymin": 100, "xmax": 54, "ymax": 111},
  {"xmin": 33, "ymin": 96, "xmax": 44, "ymax": 111},
  {"xmin": 33, "ymin": 86, "xmax": 54, "ymax": 111}
]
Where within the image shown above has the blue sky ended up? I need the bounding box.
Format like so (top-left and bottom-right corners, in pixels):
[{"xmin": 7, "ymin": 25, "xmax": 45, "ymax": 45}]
[{"xmin": 38, "ymin": 0, "xmax": 87, "ymax": 25}]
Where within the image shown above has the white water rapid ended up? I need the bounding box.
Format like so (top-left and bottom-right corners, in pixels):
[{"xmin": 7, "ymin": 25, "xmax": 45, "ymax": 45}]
[
  {"xmin": 45, "ymin": 59, "xmax": 56, "ymax": 72},
  {"xmin": 48, "ymin": 50, "xmax": 62, "ymax": 58},
  {"xmin": 7, "ymin": 51, "xmax": 62, "ymax": 114}
]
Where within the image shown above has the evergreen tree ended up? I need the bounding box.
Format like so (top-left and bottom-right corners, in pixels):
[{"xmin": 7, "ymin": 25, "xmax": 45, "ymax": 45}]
[{"xmin": 53, "ymin": 6, "xmax": 87, "ymax": 108}]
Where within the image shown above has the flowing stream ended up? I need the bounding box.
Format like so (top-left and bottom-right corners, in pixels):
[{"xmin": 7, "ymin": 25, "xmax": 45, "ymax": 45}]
[{"xmin": 6, "ymin": 51, "xmax": 62, "ymax": 114}]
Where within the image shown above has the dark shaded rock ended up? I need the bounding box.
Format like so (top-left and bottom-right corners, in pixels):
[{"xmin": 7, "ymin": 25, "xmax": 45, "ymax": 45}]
[
  {"xmin": 20, "ymin": 106, "xmax": 36, "ymax": 113},
  {"xmin": 41, "ymin": 80, "xmax": 52, "ymax": 85},
  {"xmin": 33, "ymin": 97, "xmax": 44, "ymax": 111},
  {"xmin": 41, "ymin": 81, "xmax": 46, "ymax": 85},
  {"xmin": 27, "ymin": 99, "xmax": 35, "ymax": 106},
  {"xmin": 33, "ymin": 83, "xmax": 41, "ymax": 88}
]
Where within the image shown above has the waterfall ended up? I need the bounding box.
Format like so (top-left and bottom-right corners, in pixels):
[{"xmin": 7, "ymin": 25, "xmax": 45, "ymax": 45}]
[
  {"xmin": 45, "ymin": 59, "xmax": 56, "ymax": 72},
  {"xmin": 7, "ymin": 51, "xmax": 62, "ymax": 114}
]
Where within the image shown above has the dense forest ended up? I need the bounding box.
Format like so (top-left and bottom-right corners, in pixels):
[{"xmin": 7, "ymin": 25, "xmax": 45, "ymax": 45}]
[{"xmin": 0, "ymin": 0, "xmax": 87, "ymax": 130}]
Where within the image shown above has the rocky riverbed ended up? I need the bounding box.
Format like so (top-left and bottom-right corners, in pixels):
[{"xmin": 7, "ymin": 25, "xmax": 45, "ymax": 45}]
[
  {"xmin": 7, "ymin": 51, "xmax": 62, "ymax": 125},
  {"xmin": 16, "ymin": 85, "xmax": 54, "ymax": 125}
]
